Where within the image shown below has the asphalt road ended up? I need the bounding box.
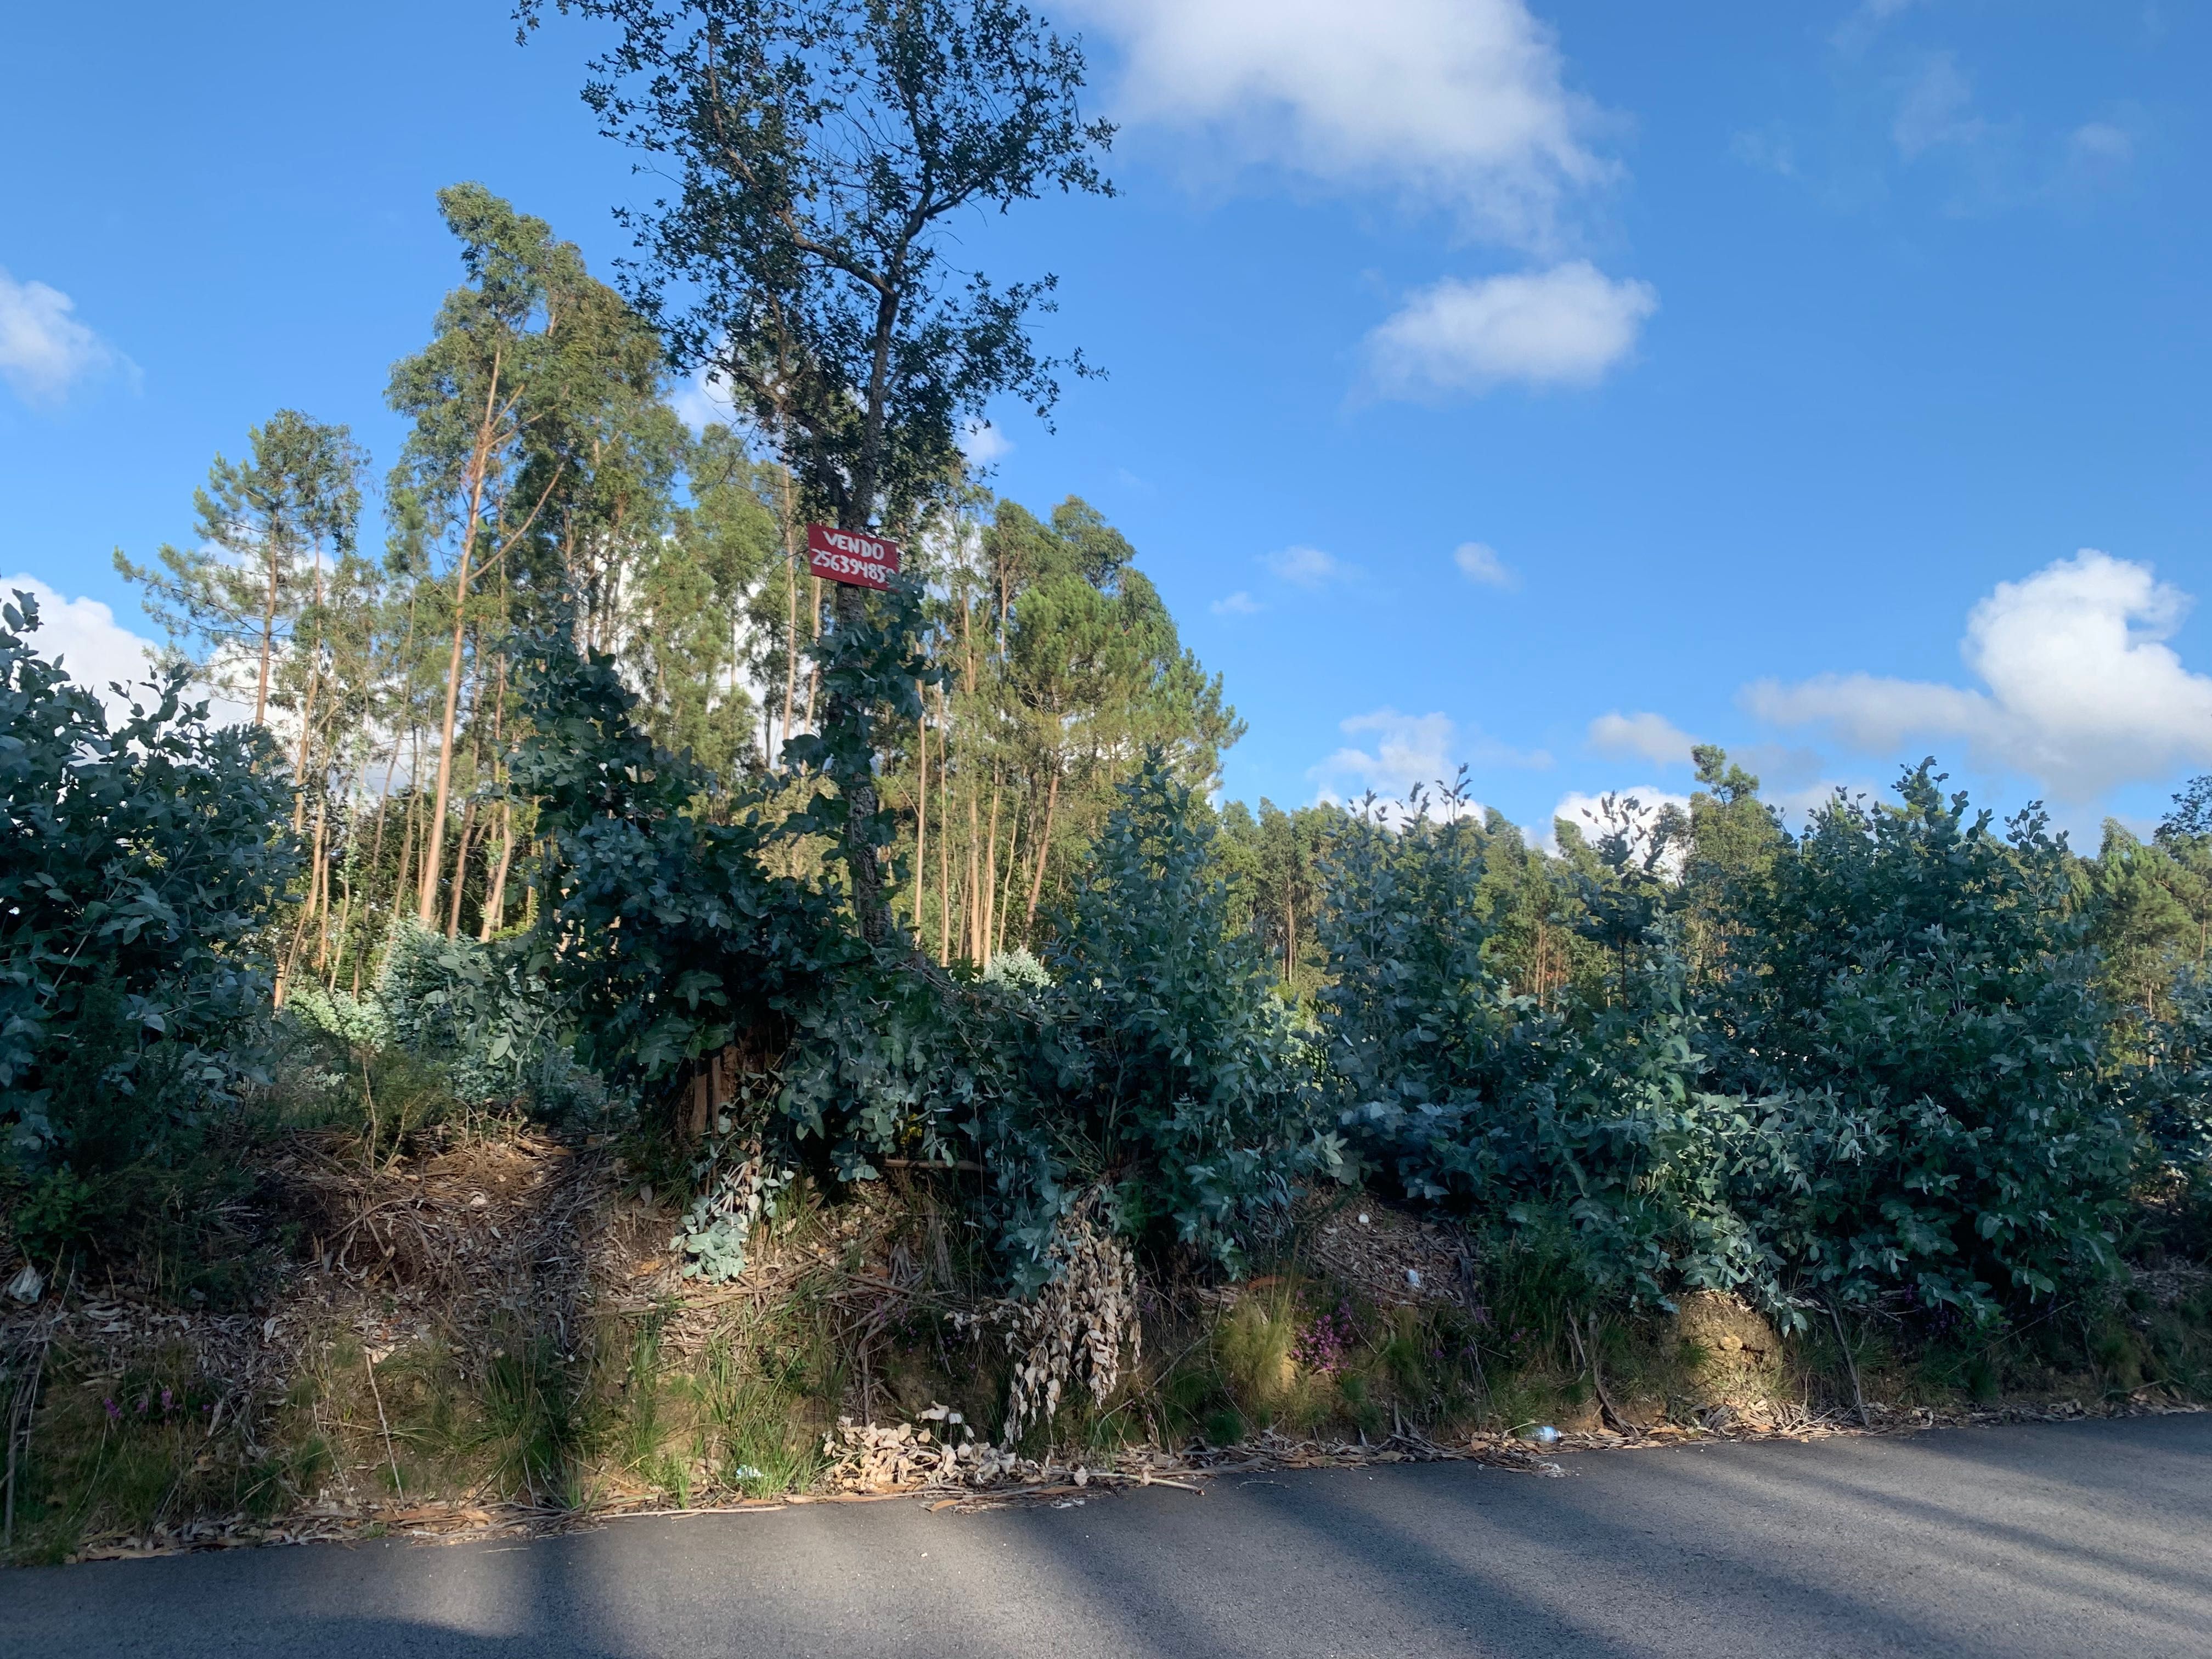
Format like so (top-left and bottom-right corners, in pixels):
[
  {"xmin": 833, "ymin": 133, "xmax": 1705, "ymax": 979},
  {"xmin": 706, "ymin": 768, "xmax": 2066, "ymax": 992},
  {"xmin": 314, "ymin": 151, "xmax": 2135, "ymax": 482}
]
[{"xmin": 12, "ymin": 1415, "xmax": 2211, "ymax": 1658}]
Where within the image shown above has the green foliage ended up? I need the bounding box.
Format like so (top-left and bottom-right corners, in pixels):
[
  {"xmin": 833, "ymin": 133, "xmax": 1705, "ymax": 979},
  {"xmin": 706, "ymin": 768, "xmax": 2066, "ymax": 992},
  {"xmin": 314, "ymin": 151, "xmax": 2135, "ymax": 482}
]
[
  {"xmin": 1319, "ymin": 759, "xmax": 2142, "ymax": 1330},
  {"xmin": 111, "ymin": 409, "xmax": 367, "ymax": 724},
  {"xmin": 377, "ymin": 920, "xmax": 606, "ymax": 1118},
  {"xmin": 2084, "ymin": 821, "xmax": 2203, "ymax": 1018},
  {"xmin": 517, "ymin": 610, "xmax": 1325, "ymax": 1289},
  {"xmin": 516, "ymin": 622, "xmax": 853, "ymax": 1095},
  {"xmin": 2129, "ymin": 964, "xmax": 2212, "ymax": 1187},
  {"xmin": 1320, "ymin": 800, "xmax": 1764, "ymax": 1310},
  {"xmin": 0, "ymin": 593, "xmax": 296, "ymax": 1280},
  {"xmin": 1215, "ymin": 795, "xmax": 1335, "ymax": 995},
  {"xmin": 1041, "ymin": 758, "xmax": 1340, "ymax": 1272},
  {"xmin": 522, "ymin": 0, "xmax": 1114, "ymax": 530},
  {"xmin": 1703, "ymin": 765, "xmax": 2136, "ymax": 1322}
]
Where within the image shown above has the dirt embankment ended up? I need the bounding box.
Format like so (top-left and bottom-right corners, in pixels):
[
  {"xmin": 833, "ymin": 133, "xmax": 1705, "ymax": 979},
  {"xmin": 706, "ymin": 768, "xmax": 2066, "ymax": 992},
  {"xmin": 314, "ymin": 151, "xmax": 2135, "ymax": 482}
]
[{"xmin": 4, "ymin": 1132, "xmax": 2205, "ymax": 1562}]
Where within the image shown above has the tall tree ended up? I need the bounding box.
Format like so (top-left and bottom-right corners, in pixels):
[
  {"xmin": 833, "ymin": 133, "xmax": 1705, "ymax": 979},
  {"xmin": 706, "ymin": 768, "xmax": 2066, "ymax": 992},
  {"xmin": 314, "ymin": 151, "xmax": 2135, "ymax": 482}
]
[
  {"xmin": 116, "ymin": 410, "xmax": 364, "ymax": 725},
  {"xmin": 522, "ymin": 0, "xmax": 1114, "ymax": 940},
  {"xmin": 387, "ymin": 183, "xmax": 666, "ymax": 928}
]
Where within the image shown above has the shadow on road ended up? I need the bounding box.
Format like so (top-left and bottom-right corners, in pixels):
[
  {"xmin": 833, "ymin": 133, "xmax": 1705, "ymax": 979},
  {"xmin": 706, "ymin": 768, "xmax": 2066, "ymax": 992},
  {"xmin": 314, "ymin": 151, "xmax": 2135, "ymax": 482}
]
[{"xmin": 15, "ymin": 1415, "xmax": 2212, "ymax": 1659}]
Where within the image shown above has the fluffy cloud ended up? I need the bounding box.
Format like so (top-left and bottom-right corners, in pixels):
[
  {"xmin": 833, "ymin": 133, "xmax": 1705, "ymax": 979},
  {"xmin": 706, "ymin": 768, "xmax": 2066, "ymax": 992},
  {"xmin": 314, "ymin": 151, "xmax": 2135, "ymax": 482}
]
[
  {"xmin": 1310, "ymin": 706, "xmax": 1548, "ymax": 810},
  {"xmin": 1545, "ymin": 786, "xmax": 1691, "ymax": 861},
  {"xmin": 2060, "ymin": 121, "xmax": 2136, "ymax": 193},
  {"xmin": 671, "ymin": 362, "xmax": 740, "ymax": 432},
  {"xmin": 1262, "ymin": 545, "xmax": 1355, "ymax": 589},
  {"xmin": 0, "ymin": 268, "xmax": 122, "ymax": 405},
  {"xmin": 1211, "ymin": 590, "xmax": 1262, "ymax": 616},
  {"xmin": 1453, "ymin": 541, "xmax": 1518, "ymax": 589},
  {"xmin": 2, "ymin": 577, "xmax": 158, "ymax": 714},
  {"xmin": 1745, "ymin": 551, "xmax": 2212, "ymax": 801},
  {"xmin": 1065, "ymin": 0, "xmax": 1610, "ymax": 248},
  {"xmin": 1362, "ymin": 262, "xmax": 1657, "ymax": 399},
  {"xmin": 1891, "ymin": 53, "xmax": 1988, "ymax": 159},
  {"xmin": 958, "ymin": 420, "xmax": 1012, "ymax": 467},
  {"xmin": 1588, "ymin": 710, "xmax": 1696, "ymax": 768}
]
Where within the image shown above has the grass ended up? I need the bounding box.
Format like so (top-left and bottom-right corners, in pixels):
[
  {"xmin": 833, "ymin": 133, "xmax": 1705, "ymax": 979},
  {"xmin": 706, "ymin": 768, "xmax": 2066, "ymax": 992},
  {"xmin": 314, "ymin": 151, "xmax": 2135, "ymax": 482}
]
[
  {"xmin": 9, "ymin": 1144, "xmax": 2209, "ymax": 1567},
  {"xmin": 2, "ymin": 1340, "xmax": 325, "ymax": 1566}
]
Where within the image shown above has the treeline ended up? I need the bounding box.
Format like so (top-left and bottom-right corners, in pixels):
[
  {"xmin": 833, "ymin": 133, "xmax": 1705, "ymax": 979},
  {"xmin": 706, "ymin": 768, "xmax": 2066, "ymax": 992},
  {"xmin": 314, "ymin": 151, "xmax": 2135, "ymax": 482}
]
[
  {"xmin": 27, "ymin": 173, "xmax": 2212, "ymax": 1336},
  {"xmin": 8, "ymin": 0, "xmax": 2208, "ymax": 1355},
  {"xmin": 13, "ymin": 489, "xmax": 2212, "ymax": 1336},
  {"xmin": 109, "ymin": 187, "xmax": 1234, "ymax": 1009}
]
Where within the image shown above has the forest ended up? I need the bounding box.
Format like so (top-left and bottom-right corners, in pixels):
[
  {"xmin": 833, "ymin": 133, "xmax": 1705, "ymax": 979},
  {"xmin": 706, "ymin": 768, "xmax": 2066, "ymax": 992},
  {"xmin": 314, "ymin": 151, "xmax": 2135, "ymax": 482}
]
[{"xmin": 3, "ymin": 0, "xmax": 2208, "ymax": 1562}]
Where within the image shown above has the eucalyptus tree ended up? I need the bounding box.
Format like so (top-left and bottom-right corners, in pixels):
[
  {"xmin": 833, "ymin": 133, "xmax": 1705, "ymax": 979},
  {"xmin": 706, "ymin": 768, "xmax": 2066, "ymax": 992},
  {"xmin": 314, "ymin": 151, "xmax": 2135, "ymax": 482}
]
[
  {"xmin": 996, "ymin": 498, "xmax": 1239, "ymax": 932},
  {"xmin": 639, "ymin": 423, "xmax": 785, "ymax": 777},
  {"xmin": 521, "ymin": 0, "xmax": 1114, "ymax": 940},
  {"xmin": 387, "ymin": 183, "xmax": 676, "ymax": 930},
  {"xmin": 116, "ymin": 409, "xmax": 365, "ymax": 726}
]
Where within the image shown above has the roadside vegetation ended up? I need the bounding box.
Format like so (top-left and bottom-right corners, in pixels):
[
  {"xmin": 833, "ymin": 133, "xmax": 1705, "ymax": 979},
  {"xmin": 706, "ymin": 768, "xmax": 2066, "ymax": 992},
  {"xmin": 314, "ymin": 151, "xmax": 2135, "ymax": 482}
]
[{"xmin": 5, "ymin": 0, "xmax": 2208, "ymax": 1565}]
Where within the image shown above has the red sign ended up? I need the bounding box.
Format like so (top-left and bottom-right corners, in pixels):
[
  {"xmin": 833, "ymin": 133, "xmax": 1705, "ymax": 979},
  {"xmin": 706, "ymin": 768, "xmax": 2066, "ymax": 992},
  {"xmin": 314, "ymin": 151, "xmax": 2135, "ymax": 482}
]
[{"xmin": 806, "ymin": 524, "xmax": 902, "ymax": 591}]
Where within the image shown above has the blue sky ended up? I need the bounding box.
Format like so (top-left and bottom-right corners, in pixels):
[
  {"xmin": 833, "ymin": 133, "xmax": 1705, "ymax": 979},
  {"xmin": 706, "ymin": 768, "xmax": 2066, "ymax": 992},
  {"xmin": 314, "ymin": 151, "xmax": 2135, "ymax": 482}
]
[{"xmin": 4, "ymin": 1, "xmax": 2209, "ymax": 843}]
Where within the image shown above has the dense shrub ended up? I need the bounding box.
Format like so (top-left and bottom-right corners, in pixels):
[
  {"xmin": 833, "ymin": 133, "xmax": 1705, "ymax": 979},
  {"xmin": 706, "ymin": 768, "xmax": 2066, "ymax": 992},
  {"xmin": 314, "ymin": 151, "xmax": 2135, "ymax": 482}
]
[
  {"xmin": 0, "ymin": 593, "xmax": 295, "ymax": 1277},
  {"xmin": 1318, "ymin": 802, "xmax": 1767, "ymax": 1310},
  {"xmin": 2124, "ymin": 964, "xmax": 2212, "ymax": 1192},
  {"xmin": 1039, "ymin": 759, "xmax": 1339, "ymax": 1269},
  {"xmin": 1701, "ymin": 768, "xmax": 2135, "ymax": 1321},
  {"xmin": 517, "ymin": 620, "xmax": 1329, "ymax": 1288},
  {"xmin": 379, "ymin": 921, "xmax": 605, "ymax": 1117},
  {"xmin": 1320, "ymin": 765, "xmax": 2142, "ymax": 1329},
  {"xmin": 289, "ymin": 920, "xmax": 608, "ymax": 1121}
]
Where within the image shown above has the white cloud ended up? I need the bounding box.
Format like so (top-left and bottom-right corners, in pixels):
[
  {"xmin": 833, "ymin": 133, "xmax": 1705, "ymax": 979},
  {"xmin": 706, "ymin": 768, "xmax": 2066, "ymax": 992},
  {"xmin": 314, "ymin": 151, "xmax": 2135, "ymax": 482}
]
[
  {"xmin": 1314, "ymin": 708, "xmax": 1458, "ymax": 803},
  {"xmin": 1211, "ymin": 590, "xmax": 1262, "ymax": 616},
  {"xmin": 1362, "ymin": 262, "xmax": 1657, "ymax": 400},
  {"xmin": 1833, "ymin": 0, "xmax": 1927, "ymax": 51},
  {"xmin": 1589, "ymin": 710, "xmax": 1696, "ymax": 768},
  {"xmin": 1544, "ymin": 785, "xmax": 1691, "ymax": 861},
  {"xmin": 1310, "ymin": 706, "xmax": 1548, "ymax": 810},
  {"xmin": 1730, "ymin": 128, "xmax": 1798, "ymax": 178},
  {"xmin": 1453, "ymin": 541, "xmax": 1519, "ymax": 589},
  {"xmin": 1262, "ymin": 545, "xmax": 1355, "ymax": 588},
  {"xmin": 958, "ymin": 420, "xmax": 1012, "ymax": 467},
  {"xmin": 1892, "ymin": 52, "xmax": 1988, "ymax": 159},
  {"xmin": 2069, "ymin": 122, "xmax": 2133, "ymax": 165},
  {"xmin": 1066, "ymin": 0, "xmax": 1611, "ymax": 249},
  {"xmin": 0, "ymin": 268, "xmax": 123, "ymax": 405},
  {"xmin": 2, "ymin": 577, "xmax": 157, "ymax": 716},
  {"xmin": 2060, "ymin": 120, "xmax": 2136, "ymax": 193},
  {"xmin": 672, "ymin": 362, "xmax": 740, "ymax": 433},
  {"xmin": 1745, "ymin": 551, "xmax": 2212, "ymax": 801}
]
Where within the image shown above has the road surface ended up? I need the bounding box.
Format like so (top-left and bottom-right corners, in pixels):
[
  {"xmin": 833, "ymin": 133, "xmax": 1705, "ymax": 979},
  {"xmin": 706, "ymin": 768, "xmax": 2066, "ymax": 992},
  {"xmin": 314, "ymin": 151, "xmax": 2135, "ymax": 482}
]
[{"xmin": 12, "ymin": 1415, "xmax": 2211, "ymax": 1657}]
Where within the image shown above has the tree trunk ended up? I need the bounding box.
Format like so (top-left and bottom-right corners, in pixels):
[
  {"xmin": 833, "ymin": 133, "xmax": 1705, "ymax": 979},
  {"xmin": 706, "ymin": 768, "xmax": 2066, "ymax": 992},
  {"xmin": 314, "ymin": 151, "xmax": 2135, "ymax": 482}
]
[
  {"xmin": 1024, "ymin": 761, "xmax": 1060, "ymax": 928},
  {"xmin": 313, "ymin": 794, "xmax": 336, "ymax": 973},
  {"xmin": 913, "ymin": 708, "xmax": 928, "ymax": 934},
  {"xmin": 445, "ymin": 795, "xmax": 480, "ymax": 939},
  {"xmin": 980, "ymin": 777, "xmax": 1001, "ymax": 969},
  {"xmin": 253, "ymin": 536, "xmax": 283, "ymax": 727},
  {"xmin": 966, "ymin": 782, "xmax": 982, "ymax": 963},
  {"xmin": 288, "ymin": 548, "xmax": 328, "ymax": 834},
  {"xmin": 780, "ymin": 472, "xmax": 800, "ymax": 758},
  {"xmin": 417, "ymin": 365, "xmax": 502, "ymax": 924},
  {"xmin": 995, "ymin": 799, "xmax": 1020, "ymax": 961},
  {"xmin": 825, "ymin": 580, "xmax": 892, "ymax": 943},
  {"xmin": 393, "ymin": 766, "xmax": 420, "ymax": 941},
  {"xmin": 481, "ymin": 802, "xmax": 516, "ymax": 941},
  {"xmin": 274, "ymin": 798, "xmax": 327, "ymax": 1007},
  {"xmin": 936, "ymin": 704, "xmax": 952, "ymax": 966},
  {"xmin": 329, "ymin": 859, "xmax": 353, "ymax": 990}
]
